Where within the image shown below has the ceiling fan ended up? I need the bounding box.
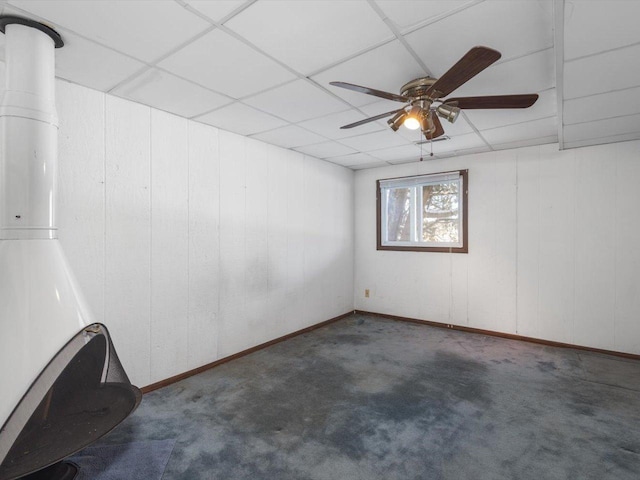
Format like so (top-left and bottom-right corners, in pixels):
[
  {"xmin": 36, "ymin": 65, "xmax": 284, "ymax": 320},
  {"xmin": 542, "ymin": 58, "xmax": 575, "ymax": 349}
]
[{"xmin": 330, "ymin": 46, "xmax": 538, "ymax": 141}]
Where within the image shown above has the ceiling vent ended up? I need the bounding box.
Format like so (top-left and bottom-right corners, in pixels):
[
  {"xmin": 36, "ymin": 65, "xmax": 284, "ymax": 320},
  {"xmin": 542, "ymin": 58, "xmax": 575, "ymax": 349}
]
[{"xmin": 415, "ymin": 135, "xmax": 451, "ymax": 145}]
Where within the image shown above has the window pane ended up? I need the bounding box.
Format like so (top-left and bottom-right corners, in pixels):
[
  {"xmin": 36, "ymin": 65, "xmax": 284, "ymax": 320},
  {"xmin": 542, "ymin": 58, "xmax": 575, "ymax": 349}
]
[
  {"xmin": 386, "ymin": 187, "xmax": 411, "ymax": 241},
  {"xmin": 422, "ymin": 181, "xmax": 459, "ymax": 243},
  {"xmin": 377, "ymin": 170, "xmax": 468, "ymax": 252}
]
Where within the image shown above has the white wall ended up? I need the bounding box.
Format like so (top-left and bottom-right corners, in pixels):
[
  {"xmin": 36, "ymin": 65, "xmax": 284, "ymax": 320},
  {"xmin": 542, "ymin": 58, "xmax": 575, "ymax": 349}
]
[
  {"xmin": 4, "ymin": 54, "xmax": 638, "ymax": 391},
  {"xmin": 355, "ymin": 141, "xmax": 640, "ymax": 355},
  {"xmin": 52, "ymin": 79, "xmax": 354, "ymax": 388}
]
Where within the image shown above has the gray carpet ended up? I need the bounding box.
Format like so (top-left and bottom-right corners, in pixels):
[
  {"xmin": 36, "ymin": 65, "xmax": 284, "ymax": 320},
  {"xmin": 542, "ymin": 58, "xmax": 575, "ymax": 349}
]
[
  {"xmin": 96, "ymin": 314, "xmax": 640, "ymax": 479},
  {"xmin": 69, "ymin": 439, "xmax": 175, "ymax": 479}
]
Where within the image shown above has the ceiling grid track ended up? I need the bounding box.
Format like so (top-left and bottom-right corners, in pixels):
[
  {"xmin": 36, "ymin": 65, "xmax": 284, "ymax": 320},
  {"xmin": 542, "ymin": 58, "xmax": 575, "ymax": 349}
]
[
  {"xmin": 461, "ymin": 111, "xmax": 494, "ymax": 151},
  {"xmin": 175, "ymin": 1, "xmax": 302, "ymax": 79},
  {"xmin": 0, "ymin": 0, "xmax": 581, "ymax": 168},
  {"xmin": 107, "ymin": 24, "xmax": 218, "ymax": 94},
  {"xmin": 566, "ymin": 39, "xmax": 640, "ymax": 64},
  {"xmin": 366, "ymin": 0, "xmax": 433, "ymax": 77},
  {"xmin": 172, "ymin": 0, "xmax": 376, "ymax": 133},
  {"xmin": 399, "ymin": 0, "xmax": 485, "ymax": 37},
  {"xmin": 566, "ymin": 83, "xmax": 640, "ymax": 103},
  {"xmin": 4, "ymin": 4, "xmax": 151, "ymax": 64},
  {"xmin": 4, "ymin": 1, "xmax": 236, "ymax": 100}
]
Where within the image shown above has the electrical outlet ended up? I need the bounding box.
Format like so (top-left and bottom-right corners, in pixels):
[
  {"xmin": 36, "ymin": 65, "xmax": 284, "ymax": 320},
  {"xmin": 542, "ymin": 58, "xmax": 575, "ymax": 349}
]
[{"xmin": 365, "ymin": 289, "xmax": 370, "ymax": 298}]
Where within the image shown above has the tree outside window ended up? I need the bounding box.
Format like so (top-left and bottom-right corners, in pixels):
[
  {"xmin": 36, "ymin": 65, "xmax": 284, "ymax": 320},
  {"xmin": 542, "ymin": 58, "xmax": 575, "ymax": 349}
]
[{"xmin": 377, "ymin": 170, "xmax": 468, "ymax": 253}]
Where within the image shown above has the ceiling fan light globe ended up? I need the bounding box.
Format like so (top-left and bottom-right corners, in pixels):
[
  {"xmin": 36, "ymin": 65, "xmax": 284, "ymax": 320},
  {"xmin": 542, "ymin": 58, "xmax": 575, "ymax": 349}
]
[
  {"xmin": 403, "ymin": 106, "xmax": 422, "ymax": 130},
  {"xmin": 436, "ymin": 104, "xmax": 461, "ymax": 124},
  {"xmin": 403, "ymin": 117, "xmax": 421, "ymax": 130}
]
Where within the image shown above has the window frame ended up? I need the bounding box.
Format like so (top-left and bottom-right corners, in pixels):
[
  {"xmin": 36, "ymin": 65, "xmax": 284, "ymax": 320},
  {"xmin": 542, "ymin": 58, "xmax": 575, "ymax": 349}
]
[{"xmin": 376, "ymin": 169, "xmax": 468, "ymax": 253}]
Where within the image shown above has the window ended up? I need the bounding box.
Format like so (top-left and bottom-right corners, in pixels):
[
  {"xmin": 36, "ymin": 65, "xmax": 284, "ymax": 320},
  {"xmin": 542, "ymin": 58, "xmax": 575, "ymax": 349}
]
[{"xmin": 377, "ymin": 170, "xmax": 468, "ymax": 253}]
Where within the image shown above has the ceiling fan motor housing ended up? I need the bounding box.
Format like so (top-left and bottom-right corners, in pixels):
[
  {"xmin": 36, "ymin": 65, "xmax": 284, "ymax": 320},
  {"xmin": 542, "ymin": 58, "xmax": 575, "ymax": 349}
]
[{"xmin": 400, "ymin": 76, "xmax": 438, "ymax": 99}]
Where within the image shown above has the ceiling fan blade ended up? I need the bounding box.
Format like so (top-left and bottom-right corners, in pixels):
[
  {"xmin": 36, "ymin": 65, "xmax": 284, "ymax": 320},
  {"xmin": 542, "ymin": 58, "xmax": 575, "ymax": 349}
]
[
  {"xmin": 425, "ymin": 113, "xmax": 445, "ymax": 140},
  {"xmin": 445, "ymin": 94, "xmax": 539, "ymax": 109},
  {"xmin": 426, "ymin": 46, "xmax": 501, "ymax": 99},
  {"xmin": 330, "ymin": 81, "xmax": 411, "ymax": 103},
  {"xmin": 340, "ymin": 109, "xmax": 406, "ymax": 129}
]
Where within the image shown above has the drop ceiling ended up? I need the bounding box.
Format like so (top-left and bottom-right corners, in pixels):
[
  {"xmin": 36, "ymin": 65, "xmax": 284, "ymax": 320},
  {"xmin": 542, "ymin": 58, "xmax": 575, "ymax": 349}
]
[{"xmin": 1, "ymin": 0, "xmax": 639, "ymax": 169}]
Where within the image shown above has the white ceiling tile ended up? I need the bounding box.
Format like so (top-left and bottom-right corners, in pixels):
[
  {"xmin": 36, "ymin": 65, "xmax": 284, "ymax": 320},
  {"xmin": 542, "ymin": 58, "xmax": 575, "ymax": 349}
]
[
  {"xmin": 393, "ymin": 126, "xmax": 429, "ymax": 145},
  {"xmin": 312, "ymin": 40, "xmax": 425, "ymax": 107},
  {"xmin": 338, "ymin": 129, "xmax": 410, "ymax": 152},
  {"xmin": 368, "ymin": 144, "xmax": 423, "ymax": 162},
  {"xmin": 564, "ymin": 114, "xmax": 640, "ymax": 144},
  {"xmin": 298, "ymin": 109, "xmax": 386, "ymax": 140},
  {"xmin": 8, "ymin": 0, "xmax": 211, "ymax": 62},
  {"xmin": 492, "ymin": 135, "xmax": 557, "ymax": 151},
  {"xmin": 452, "ymin": 49, "xmax": 554, "ymax": 98},
  {"xmin": 113, "ymin": 68, "xmax": 232, "ymax": 118},
  {"xmin": 184, "ymin": 0, "xmax": 247, "ymax": 23},
  {"xmin": 431, "ymin": 132, "xmax": 486, "ymax": 154},
  {"xmin": 294, "ymin": 141, "xmax": 356, "ymax": 159},
  {"xmin": 464, "ymin": 88, "xmax": 557, "ymax": 130},
  {"xmin": 387, "ymin": 157, "xmax": 427, "ymax": 165},
  {"xmin": 350, "ymin": 161, "xmax": 391, "ymax": 170},
  {"xmin": 53, "ymin": 29, "xmax": 145, "ymax": 91},
  {"xmin": 375, "ymin": 0, "xmax": 477, "ymax": 32},
  {"xmin": 482, "ymin": 117, "xmax": 557, "ymax": 145},
  {"xmin": 564, "ymin": 132, "xmax": 640, "ymax": 150},
  {"xmin": 440, "ymin": 132, "xmax": 486, "ymax": 153},
  {"xmin": 564, "ymin": 44, "xmax": 640, "ymax": 100},
  {"xmin": 436, "ymin": 114, "xmax": 475, "ymax": 136},
  {"xmin": 4, "ymin": 0, "xmax": 613, "ymax": 164},
  {"xmin": 433, "ymin": 151, "xmax": 457, "ymax": 159},
  {"xmin": 244, "ymin": 80, "xmax": 347, "ymax": 123},
  {"xmin": 564, "ymin": 86, "xmax": 640, "ymax": 126},
  {"xmin": 456, "ymin": 145, "xmax": 493, "ymax": 156},
  {"xmin": 225, "ymin": 0, "xmax": 394, "ymax": 75},
  {"xmin": 326, "ymin": 152, "xmax": 382, "ymax": 168},
  {"xmin": 195, "ymin": 102, "xmax": 288, "ymax": 136},
  {"xmin": 564, "ymin": 0, "xmax": 640, "ymax": 61},
  {"xmin": 159, "ymin": 29, "xmax": 295, "ymax": 99},
  {"xmin": 251, "ymin": 125, "xmax": 326, "ymax": 149},
  {"xmin": 405, "ymin": 0, "xmax": 553, "ymax": 76}
]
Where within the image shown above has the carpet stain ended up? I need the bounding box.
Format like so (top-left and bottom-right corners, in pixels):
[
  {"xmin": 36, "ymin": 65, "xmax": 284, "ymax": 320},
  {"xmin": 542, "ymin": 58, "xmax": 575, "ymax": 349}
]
[
  {"xmin": 200, "ymin": 348, "xmax": 492, "ymax": 467},
  {"xmin": 227, "ymin": 357, "xmax": 353, "ymax": 437},
  {"xmin": 328, "ymin": 333, "xmax": 371, "ymax": 345},
  {"xmin": 567, "ymin": 391, "xmax": 596, "ymax": 417},
  {"xmin": 620, "ymin": 445, "xmax": 639, "ymax": 455},
  {"xmin": 93, "ymin": 315, "xmax": 640, "ymax": 480},
  {"xmin": 537, "ymin": 361, "xmax": 557, "ymax": 372}
]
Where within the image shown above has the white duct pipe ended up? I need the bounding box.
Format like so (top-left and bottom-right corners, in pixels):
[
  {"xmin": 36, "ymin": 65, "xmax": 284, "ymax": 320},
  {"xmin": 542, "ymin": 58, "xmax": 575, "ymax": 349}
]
[
  {"xmin": 0, "ymin": 18, "xmax": 95, "ymax": 441},
  {"xmin": 0, "ymin": 21, "xmax": 58, "ymax": 239}
]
